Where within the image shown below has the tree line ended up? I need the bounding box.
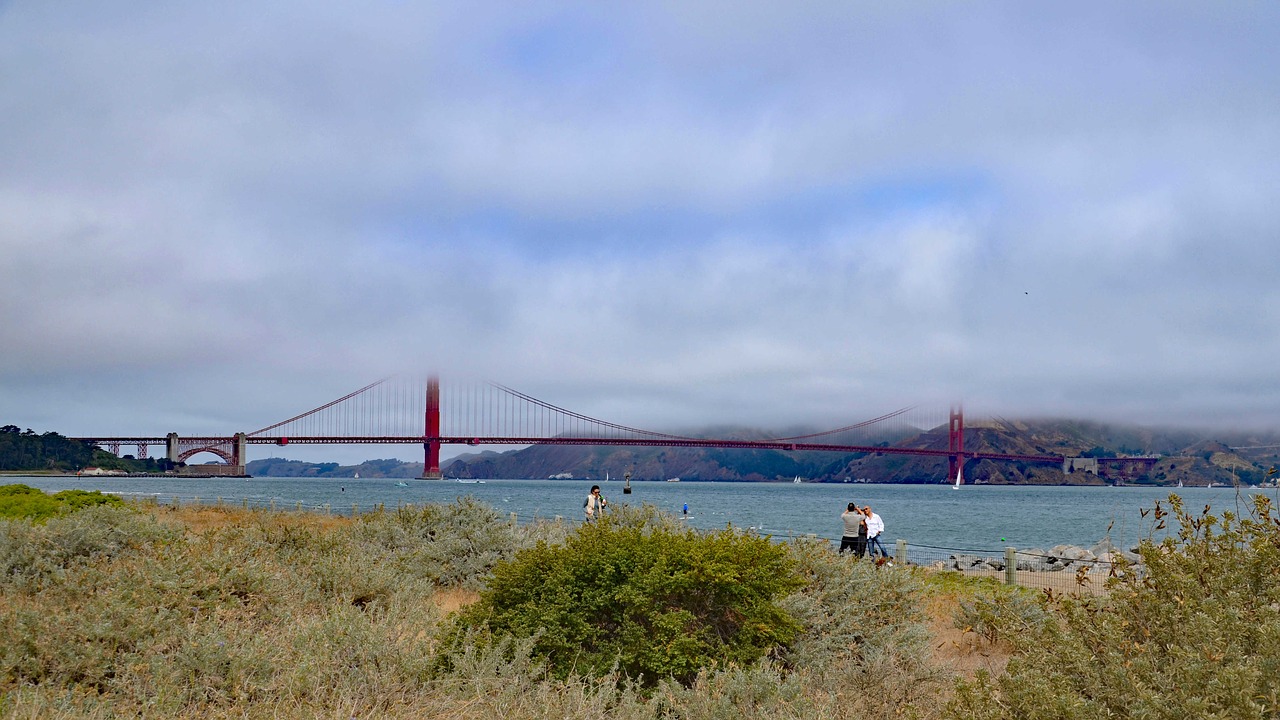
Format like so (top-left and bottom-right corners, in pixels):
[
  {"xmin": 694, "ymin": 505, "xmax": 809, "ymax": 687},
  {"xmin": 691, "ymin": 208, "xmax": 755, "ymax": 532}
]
[{"xmin": 0, "ymin": 425, "xmax": 176, "ymax": 473}]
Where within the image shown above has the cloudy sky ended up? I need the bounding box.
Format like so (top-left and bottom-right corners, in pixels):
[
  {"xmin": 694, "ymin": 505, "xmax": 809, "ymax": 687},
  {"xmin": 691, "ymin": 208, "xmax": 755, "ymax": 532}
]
[{"xmin": 3, "ymin": 2, "xmax": 1278, "ymax": 464}]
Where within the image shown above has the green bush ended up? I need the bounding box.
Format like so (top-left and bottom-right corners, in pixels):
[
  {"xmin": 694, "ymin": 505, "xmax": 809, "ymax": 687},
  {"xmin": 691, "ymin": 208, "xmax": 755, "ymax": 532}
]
[
  {"xmin": 0, "ymin": 484, "xmax": 59, "ymax": 520},
  {"xmin": 449, "ymin": 505, "xmax": 804, "ymax": 687},
  {"xmin": 50, "ymin": 488, "xmax": 126, "ymax": 513},
  {"xmin": 948, "ymin": 493, "xmax": 1280, "ymax": 719},
  {"xmin": 0, "ymin": 484, "xmax": 124, "ymax": 521}
]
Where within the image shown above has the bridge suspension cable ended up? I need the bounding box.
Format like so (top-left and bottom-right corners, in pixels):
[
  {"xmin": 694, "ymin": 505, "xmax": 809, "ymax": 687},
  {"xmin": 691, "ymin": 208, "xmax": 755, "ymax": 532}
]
[
  {"xmin": 488, "ymin": 383, "xmax": 695, "ymax": 441},
  {"xmin": 769, "ymin": 406, "xmax": 917, "ymax": 441}
]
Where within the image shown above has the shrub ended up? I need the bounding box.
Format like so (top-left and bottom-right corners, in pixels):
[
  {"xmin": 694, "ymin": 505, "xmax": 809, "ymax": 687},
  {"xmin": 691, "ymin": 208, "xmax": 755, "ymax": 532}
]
[
  {"xmin": 448, "ymin": 505, "xmax": 804, "ymax": 686},
  {"xmin": 50, "ymin": 488, "xmax": 126, "ymax": 513},
  {"xmin": 779, "ymin": 539, "xmax": 948, "ymax": 718},
  {"xmin": 948, "ymin": 493, "xmax": 1280, "ymax": 719},
  {"xmin": 951, "ymin": 584, "xmax": 1046, "ymax": 646},
  {"xmin": 0, "ymin": 484, "xmax": 124, "ymax": 521},
  {"xmin": 0, "ymin": 484, "xmax": 60, "ymax": 520},
  {"xmin": 355, "ymin": 497, "xmax": 523, "ymax": 589},
  {"xmin": 0, "ymin": 505, "xmax": 177, "ymax": 591}
]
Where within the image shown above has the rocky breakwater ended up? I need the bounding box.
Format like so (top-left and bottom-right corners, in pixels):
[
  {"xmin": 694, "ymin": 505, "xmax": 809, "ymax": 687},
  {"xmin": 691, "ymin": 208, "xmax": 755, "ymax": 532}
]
[{"xmin": 935, "ymin": 539, "xmax": 1144, "ymax": 574}]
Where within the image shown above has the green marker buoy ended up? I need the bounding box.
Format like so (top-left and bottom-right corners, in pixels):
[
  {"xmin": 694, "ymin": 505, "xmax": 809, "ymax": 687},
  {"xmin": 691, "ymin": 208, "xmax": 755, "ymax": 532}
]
[{"xmin": 1000, "ymin": 537, "xmax": 1006, "ymax": 542}]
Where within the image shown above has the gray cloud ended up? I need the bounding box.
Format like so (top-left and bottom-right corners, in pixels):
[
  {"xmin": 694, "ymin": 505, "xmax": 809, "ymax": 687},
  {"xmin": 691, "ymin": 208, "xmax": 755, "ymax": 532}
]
[{"xmin": 2, "ymin": 2, "xmax": 1278, "ymax": 465}]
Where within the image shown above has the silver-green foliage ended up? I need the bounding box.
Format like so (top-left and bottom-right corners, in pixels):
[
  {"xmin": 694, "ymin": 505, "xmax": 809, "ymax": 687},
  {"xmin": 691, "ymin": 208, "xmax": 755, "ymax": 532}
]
[
  {"xmin": 0, "ymin": 505, "xmax": 178, "ymax": 591},
  {"xmin": 948, "ymin": 493, "xmax": 1280, "ymax": 719},
  {"xmin": 780, "ymin": 539, "xmax": 948, "ymax": 719},
  {"xmin": 952, "ymin": 584, "xmax": 1047, "ymax": 646},
  {"xmin": 351, "ymin": 496, "xmax": 556, "ymax": 589}
]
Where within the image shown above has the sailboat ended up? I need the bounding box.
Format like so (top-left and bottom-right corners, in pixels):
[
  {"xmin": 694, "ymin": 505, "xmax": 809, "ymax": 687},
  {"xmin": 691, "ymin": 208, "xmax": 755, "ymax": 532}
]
[
  {"xmin": 952, "ymin": 466, "xmax": 963, "ymax": 490},
  {"xmin": 793, "ymin": 476, "xmax": 802, "ymax": 484}
]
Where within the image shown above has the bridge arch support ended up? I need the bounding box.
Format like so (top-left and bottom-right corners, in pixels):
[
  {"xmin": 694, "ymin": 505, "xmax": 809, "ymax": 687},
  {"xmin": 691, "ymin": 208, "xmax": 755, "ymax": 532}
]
[{"xmin": 169, "ymin": 433, "xmax": 248, "ymax": 476}]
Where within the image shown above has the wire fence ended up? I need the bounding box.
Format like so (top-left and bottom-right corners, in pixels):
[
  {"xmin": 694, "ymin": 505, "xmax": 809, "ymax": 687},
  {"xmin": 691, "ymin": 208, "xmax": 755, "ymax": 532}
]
[{"xmin": 129, "ymin": 493, "xmax": 1119, "ymax": 596}]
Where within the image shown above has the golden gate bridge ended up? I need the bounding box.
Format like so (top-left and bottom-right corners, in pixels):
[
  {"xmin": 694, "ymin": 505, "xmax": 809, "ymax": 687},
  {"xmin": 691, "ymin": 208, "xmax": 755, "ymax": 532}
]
[{"xmin": 73, "ymin": 375, "xmax": 1070, "ymax": 479}]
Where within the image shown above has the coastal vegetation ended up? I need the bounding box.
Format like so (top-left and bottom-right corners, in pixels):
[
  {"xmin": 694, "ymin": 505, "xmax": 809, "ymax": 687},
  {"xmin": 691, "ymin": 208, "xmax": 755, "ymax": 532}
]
[
  {"xmin": 2, "ymin": 486, "xmax": 1279, "ymax": 717},
  {"xmin": 0, "ymin": 484, "xmax": 124, "ymax": 521},
  {"xmin": 946, "ymin": 493, "xmax": 1280, "ymax": 719},
  {"xmin": 445, "ymin": 507, "xmax": 805, "ymax": 686}
]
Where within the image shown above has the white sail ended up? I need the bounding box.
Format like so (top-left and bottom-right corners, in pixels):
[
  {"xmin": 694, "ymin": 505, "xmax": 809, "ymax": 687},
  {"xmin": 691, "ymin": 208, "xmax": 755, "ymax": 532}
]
[{"xmin": 952, "ymin": 466, "xmax": 962, "ymax": 490}]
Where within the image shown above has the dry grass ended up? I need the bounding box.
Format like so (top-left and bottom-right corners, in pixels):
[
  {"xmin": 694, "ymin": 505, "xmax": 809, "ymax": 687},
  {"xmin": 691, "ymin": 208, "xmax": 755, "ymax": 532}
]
[
  {"xmin": 923, "ymin": 592, "xmax": 1014, "ymax": 679},
  {"xmin": 147, "ymin": 502, "xmax": 353, "ymax": 535},
  {"xmin": 430, "ymin": 586, "xmax": 479, "ymax": 613}
]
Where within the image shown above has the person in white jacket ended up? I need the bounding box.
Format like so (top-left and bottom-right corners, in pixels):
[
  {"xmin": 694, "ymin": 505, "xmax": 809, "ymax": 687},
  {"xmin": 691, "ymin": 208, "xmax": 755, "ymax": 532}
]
[
  {"xmin": 864, "ymin": 505, "xmax": 890, "ymax": 560},
  {"xmin": 584, "ymin": 485, "xmax": 606, "ymax": 522}
]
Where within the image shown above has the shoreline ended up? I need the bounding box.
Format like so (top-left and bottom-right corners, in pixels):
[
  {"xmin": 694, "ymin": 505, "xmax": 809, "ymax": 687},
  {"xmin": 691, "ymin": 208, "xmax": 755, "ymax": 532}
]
[{"xmin": 1, "ymin": 471, "xmax": 1244, "ymax": 489}]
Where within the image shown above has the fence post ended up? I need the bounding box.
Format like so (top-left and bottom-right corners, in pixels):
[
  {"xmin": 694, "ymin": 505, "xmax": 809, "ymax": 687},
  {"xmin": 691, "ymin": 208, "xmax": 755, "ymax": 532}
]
[
  {"xmin": 895, "ymin": 539, "xmax": 907, "ymax": 566},
  {"xmin": 242, "ymin": 498, "xmax": 248, "ymax": 510},
  {"xmin": 510, "ymin": 512, "xmax": 518, "ymax": 527},
  {"xmin": 270, "ymin": 500, "xmax": 276, "ymax": 511},
  {"xmin": 296, "ymin": 501, "xmax": 302, "ymax": 512},
  {"xmin": 1005, "ymin": 547, "xmax": 1017, "ymax": 586},
  {"xmin": 324, "ymin": 503, "xmax": 331, "ymax": 515},
  {"xmin": 352, "ymin": 503, "xmax": 358, "ymax": 516},
  {"xmin": 193, "ymin": 496, "xmax": 200, "ymax": 507},
  {"xmin": 172, "ymin": 496, "xmax": 180, "ymax": 508}
]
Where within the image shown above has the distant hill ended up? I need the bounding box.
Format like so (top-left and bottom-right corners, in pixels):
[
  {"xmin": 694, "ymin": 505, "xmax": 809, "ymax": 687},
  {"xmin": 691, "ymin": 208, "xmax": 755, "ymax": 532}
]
[
  {"xmin": 247, "ymin": 457, "xmax": 424, "ymax": 479},
  {"xmin": 442, "ymin": 419, "xmax": 1280, "ymax": 487},
  {"xmin": 246, "ymin": 419, "xmax": 1280, "ymax": 487}
]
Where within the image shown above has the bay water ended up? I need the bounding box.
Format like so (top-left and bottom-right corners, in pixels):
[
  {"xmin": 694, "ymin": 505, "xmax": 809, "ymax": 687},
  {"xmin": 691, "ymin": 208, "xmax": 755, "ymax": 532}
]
[{"xmin": 13, "ymin": 475, "xmax": 1276, "ymax": 557}]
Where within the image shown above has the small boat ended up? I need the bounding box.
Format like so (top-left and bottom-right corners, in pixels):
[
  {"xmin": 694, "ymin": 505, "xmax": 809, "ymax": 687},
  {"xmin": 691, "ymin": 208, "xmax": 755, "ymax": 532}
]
[
  {"xmin": 395, "ymin": 481, "xmax": 409, "ymax": 487},
  {"xmin": 666, "ymin": 477, "xmax": 681, "ymax": 483},
  {"xmin": 456, "ymin": 479, "xmax": 485, "ymax": 484},
  {"xmin": 354, "ymin": 472, "xmax": 360, "ymax": 479},
  {"xmin": 793, "ymin": 476, "xmax": 802, "ymax": 484}
]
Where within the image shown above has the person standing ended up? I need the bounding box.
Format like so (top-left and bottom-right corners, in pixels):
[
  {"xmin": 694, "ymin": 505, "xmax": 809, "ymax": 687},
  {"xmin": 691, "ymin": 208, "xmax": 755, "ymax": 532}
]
[
  {"xmin": 864, "ymin": 505, "xmax": 890, "ymax": 560},
  {"xmin": 855, "ymin": 506, "xmax": 868, "ymax": 557},
  {"xmin": 584, "ymin": 485, "xmax": 606, "ymax": 522},
  {"xmin": 839, "ymin": 503, "xmax": 865, "ymax": 554}
]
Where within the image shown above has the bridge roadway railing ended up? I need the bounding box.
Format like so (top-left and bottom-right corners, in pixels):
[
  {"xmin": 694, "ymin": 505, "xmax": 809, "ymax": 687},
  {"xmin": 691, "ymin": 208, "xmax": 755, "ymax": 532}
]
[{"xmin": 118, "ymin": 491, "xmax": 1111, "ymax": 597}]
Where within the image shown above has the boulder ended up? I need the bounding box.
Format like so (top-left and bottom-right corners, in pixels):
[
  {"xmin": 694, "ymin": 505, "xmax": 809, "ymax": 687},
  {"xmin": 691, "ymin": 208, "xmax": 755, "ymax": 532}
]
[{"xmin": 1048, "ymin": 544, "xmax": 1096, "ymax": 564}]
